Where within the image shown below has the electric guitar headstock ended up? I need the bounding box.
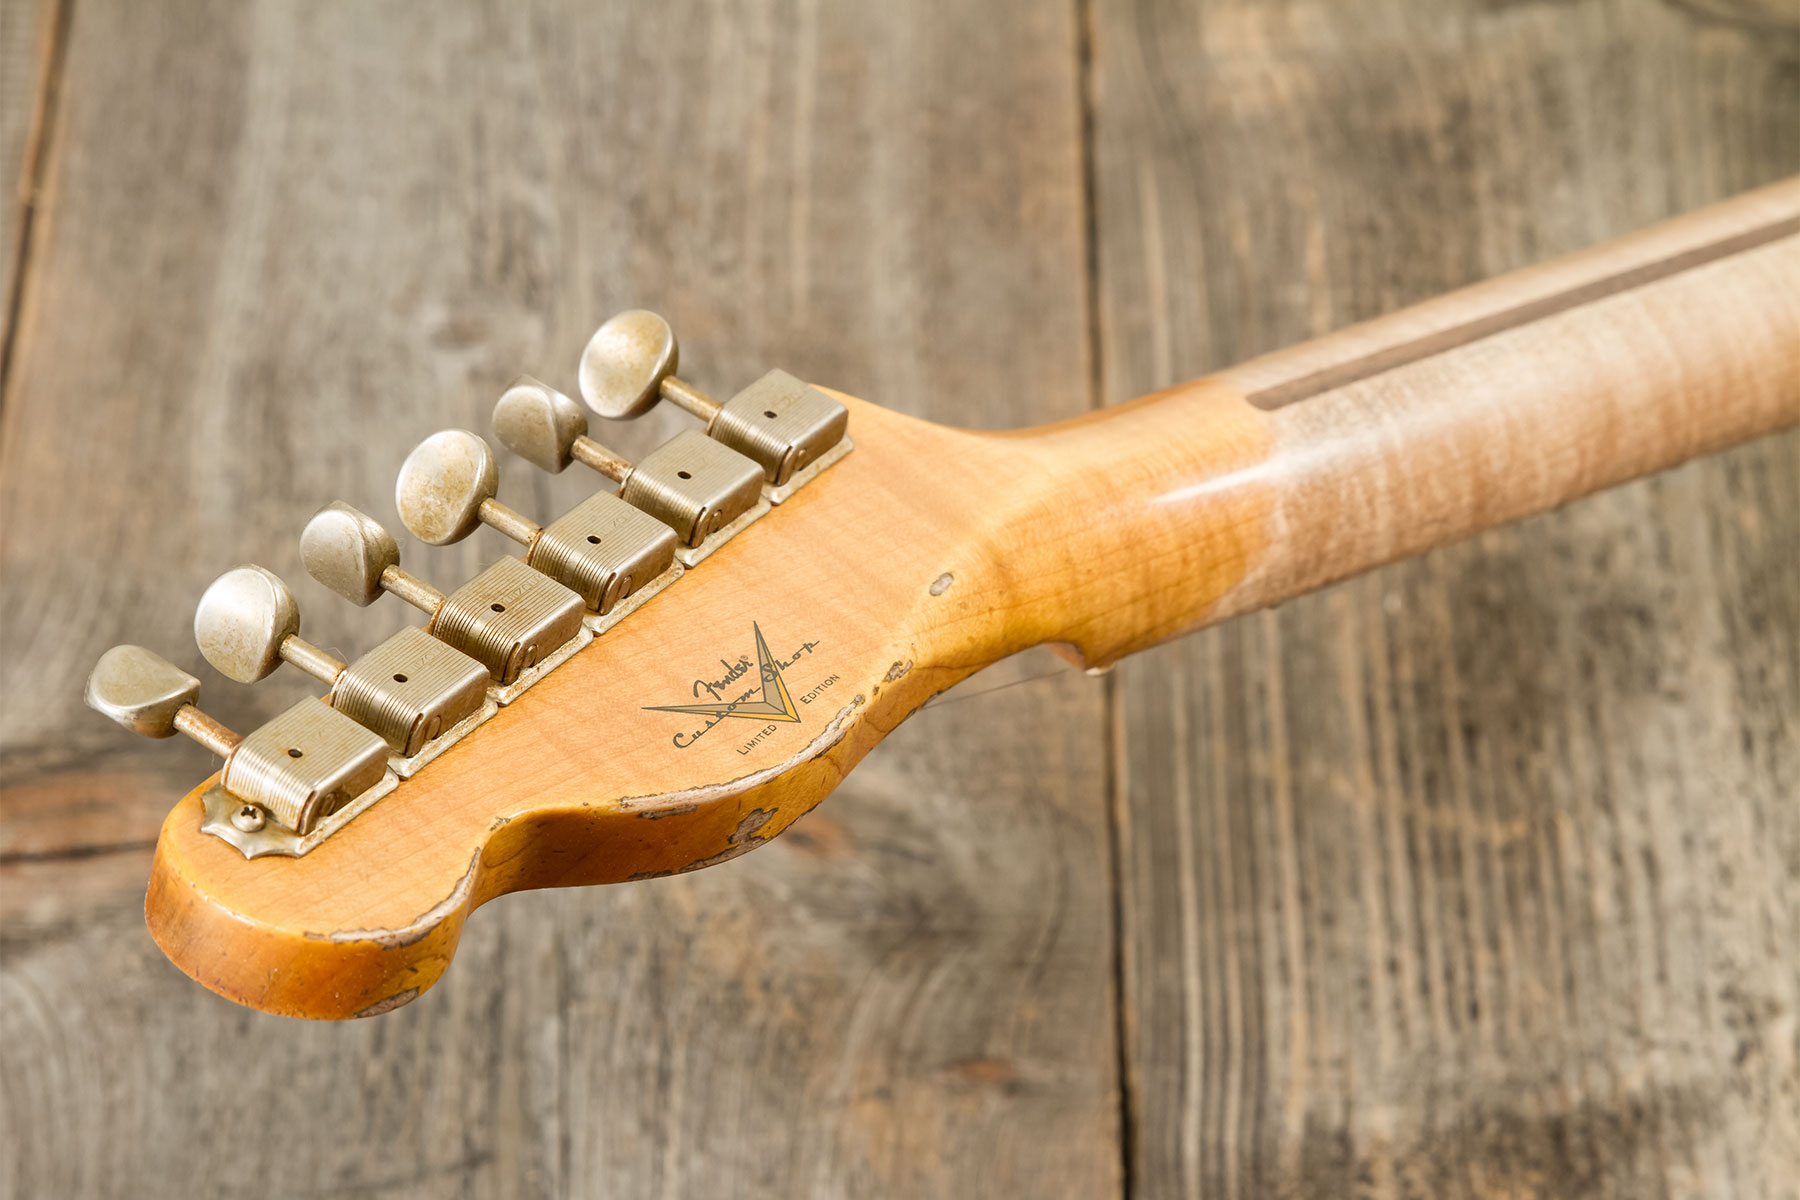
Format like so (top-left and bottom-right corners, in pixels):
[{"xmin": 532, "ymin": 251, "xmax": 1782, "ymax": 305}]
[
  {"xmin": 88, "ymin": 308, "xmax": 1126, "ymax": 1019},
  {"xmin": 86, "ymin": 182, "xmax": 1800, "ymax": 1018}
]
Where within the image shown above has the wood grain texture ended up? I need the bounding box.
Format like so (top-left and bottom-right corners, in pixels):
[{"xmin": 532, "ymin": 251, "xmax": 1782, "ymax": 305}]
[
  {"xmin": 0, "ymin": 0, "xmax": 50, "ymax": 357},
  {"xmin": 40, "ymin": 174, "xmax": 1769, "ymax": 1019},
  {"xmin": 3, "ymin": 0, "xmax": 1797, "ymax": 1195},
  {"xmin": 1094, "ymin": 0, "xmax": 1800, "ymax": 1196},
  {"xmin": 1, "ymin": 0, "xmax": 1119, "ymax": 1195}
]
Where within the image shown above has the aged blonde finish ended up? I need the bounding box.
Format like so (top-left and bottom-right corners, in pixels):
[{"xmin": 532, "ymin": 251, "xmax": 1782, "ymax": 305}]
[{"xmin": 146, "ymin": 179, "xmax": 1800, "ymax": 1018}]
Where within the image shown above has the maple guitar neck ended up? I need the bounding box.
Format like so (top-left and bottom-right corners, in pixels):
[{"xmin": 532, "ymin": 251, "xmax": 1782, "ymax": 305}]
[
  {"xmin": 131, "ymin": 178, "xmax": 1800, "ymax": 1021},
  {"xmin": 1005, "ymin": 177, "xmax": 1800, "ymax": 670}
]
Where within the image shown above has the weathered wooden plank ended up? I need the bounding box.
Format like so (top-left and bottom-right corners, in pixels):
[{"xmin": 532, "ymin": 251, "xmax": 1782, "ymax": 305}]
[
  {"xmin": 0, "ymin": 2, "xmax": 1116, "ymax": 1196},
  {"xmin": 1, "ymin": 0, "xmax": 48, "ymax": 349},
  {"xmin": 1096, "ymin": 0, "xmax": 1800, "ymax": 1196}
]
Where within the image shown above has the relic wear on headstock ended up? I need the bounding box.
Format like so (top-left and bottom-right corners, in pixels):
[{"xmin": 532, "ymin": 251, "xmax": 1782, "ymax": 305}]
[
  {"xmin": 579, "ymin": 309, "xmax": 852, "ymax": 499},
  {"xmin": 84, "ymin": 183, "xmax": 1800, "ymax": 1018},
  {"xmin": 89, "ymin": 310, "xmax": 859, "ymax": 872},
  {"xmin": 394, "ymin": 429, "xmax": 682, "ymax": 629},
  {"xmin": 494, "ymin": 374, "xmax": 770, "ymax": 563},
  {"xmin": 86, "ymin": 645, "xmax": 394, "ymax": 854},
  {"xmin": 194, "ymin": 565, "xmax": 493, "ymax": 768},
  {"xmin": 299, "ymin": 501, "xmax": 591, "ymax": 699}
]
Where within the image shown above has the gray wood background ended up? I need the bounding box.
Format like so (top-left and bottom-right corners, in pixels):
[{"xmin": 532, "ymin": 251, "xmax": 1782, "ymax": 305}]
[{"xmin": 1, "ymin": 1, "xmax": 1794, "ymax": 1196}]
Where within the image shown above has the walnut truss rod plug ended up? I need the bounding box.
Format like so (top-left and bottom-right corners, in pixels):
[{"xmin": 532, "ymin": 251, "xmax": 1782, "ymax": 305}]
[
  {"xmin": 492, "ymin": 376, "xmax": 769, "ymax": 566},
  {"xmin": 194, "ymin": 565, "xmax": 491, "ymax": 769},
  {"xmin": 300, "ymin": 501, "xmax": 589, "ymax": 703},
  {"xmin": 579, "ymin": 309, "xmax": 851, "ymax": 502},
  {"xmin": 394, "ymin": 429, "xmax": 681, "ymax": 631}
]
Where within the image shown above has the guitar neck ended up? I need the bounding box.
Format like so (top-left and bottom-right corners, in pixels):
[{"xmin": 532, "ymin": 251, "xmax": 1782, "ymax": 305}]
[
  {"xmin": 118, "ymin": 177, "xmax": 1798, "ymax": 1020},
  {"xmin": 1005, "ymin": 178, "xmax": 1800, "ymax": 669}
]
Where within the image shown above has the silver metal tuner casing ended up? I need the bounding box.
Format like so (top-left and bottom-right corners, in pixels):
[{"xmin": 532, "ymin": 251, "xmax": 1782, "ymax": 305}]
[
  {"xmin": 526, "ymin": 489, "xmax": 683, "ymax": 632},
  {"xmin": 431, "ymin": 556, "xmax": 591, "ymax": 702},
  {"xmin": 712, "ymin": 369, "xmax": 852, "ymax": 500},
  {"xmin": 221, "ymin": 698, "xmax": 391, "ymax": 836},
  {"xmin": 620, "ymin": 430, "xmax": 769, "ymax": 564},
  {"xmin": 334, "ymin": 626, "xmax": 494, "ymax": 766}
]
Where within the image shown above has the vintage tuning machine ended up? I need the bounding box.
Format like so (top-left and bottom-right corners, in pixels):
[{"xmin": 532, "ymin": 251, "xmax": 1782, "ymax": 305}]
[
  {"xmin": 299, "ymin": 501, "xmax": 590, "ymax": 705},
  {"xmin": 84, "ymin": 644, "xmax": 397, "ymax": 859},
  {"xmin": 492, "ymin": 375, "xmax": 769, "ymax": 566},
  {"xmin": 580, "ymin": 309, "xmax": 851, "ymax": 503},
  {"xmin": 395, "ymin": 429, "xmax": 682, "ymax": 634},
  {"xmin": 194, "ymin": 564, "xmax": 494, "ymax": 777}
]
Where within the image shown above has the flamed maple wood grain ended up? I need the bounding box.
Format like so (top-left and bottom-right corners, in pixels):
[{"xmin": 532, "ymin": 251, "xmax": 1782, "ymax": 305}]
[
  {"xmin": 1094, "ymin": 2, "xmax": 1800, "ymax": 1196},
  {"xmin": 142, "ymin": 179, "xmax": 1800, "ymax": 1019},
  {"xmin": 5, "ymin": 0, "xmax": 1798, "ymax": 1195}
]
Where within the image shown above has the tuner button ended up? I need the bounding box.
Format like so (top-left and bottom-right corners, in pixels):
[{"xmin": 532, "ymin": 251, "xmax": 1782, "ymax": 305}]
[
  {"xmin": 493, "ymin": 376, "xmax": 588, "ymax": 474},
  {"xmin": 579, "ymin": 309, "xmax": 678, "ymax": 420},
  {"xmin": 301, "ymin": 502, "xmax": 400, "ymax": 607},
  {"xmin": 85, "ymin": 645, "xmax": 202, "ymax": 738},
  {"xmin": 396, "ymin": 429, "xmax": 499, "ymax": 546},
  {"xmin": 194, "ymin": 566, "xmax": 301, "ymax": 683}
]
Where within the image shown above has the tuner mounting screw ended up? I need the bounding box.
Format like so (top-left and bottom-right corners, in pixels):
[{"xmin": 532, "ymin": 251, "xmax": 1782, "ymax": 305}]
[{"xmin": 231, "ymin": 804, "xmax": 267, "ymax": 833}]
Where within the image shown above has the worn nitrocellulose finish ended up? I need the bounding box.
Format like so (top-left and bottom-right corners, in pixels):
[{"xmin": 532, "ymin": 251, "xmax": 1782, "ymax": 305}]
[
  {"xmin": 4, "ymin": 0, "xmax": 1799, "ymax": 1197},
  {"xmin": 147, "ymin": 182, "xmax": 1800, "ymax": 1019}
]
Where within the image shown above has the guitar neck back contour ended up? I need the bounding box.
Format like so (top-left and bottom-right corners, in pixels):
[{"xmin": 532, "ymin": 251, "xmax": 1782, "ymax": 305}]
[{"xmin": 140, "ymin": 178, "xmax": 1799, "ymax": 1018}]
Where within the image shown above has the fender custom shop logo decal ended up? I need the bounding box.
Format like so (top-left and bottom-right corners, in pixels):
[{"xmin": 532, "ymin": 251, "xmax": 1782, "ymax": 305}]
[{"xmin": 645, "ymin": 623, "xmax": 838, "ymax": 751}]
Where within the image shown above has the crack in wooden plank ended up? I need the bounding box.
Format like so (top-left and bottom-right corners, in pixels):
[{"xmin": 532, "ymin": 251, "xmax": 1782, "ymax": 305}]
[{"xmin": 0, "ymin": 0, "xmax": 74, "ymax": 420}]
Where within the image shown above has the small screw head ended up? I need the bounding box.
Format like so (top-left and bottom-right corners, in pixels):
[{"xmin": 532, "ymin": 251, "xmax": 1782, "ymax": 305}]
[
  {"xmin": 194, "ymin": 565, "xmax": 301, "ymax": 683},
  {"xmin": 579, "ymin": 309, "xmax": 678, "ymax": 420},
  {"xmin": 395, "ymin": 429, "xmax": 499, "ymax": 546},
  {"xmin": 301, "ymin": 502, "xmax": 400, "ymax": 607},
  {"xmin": 493, "ymin": 376, "xmax": 588, "ymax": 474},
  {"xmin": 231, "ymin": 804, "xmax": 267, "ymax": 833}
]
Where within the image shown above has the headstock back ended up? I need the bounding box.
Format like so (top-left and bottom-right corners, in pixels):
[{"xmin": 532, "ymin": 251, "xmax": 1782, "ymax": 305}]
[
  {"xmin": 137, "ymin": 386, "xmax": 1085, "ymax": 1017},
  {"xmin": 97, "ymin": 302, "xmax": 1271, "ymax": 1017}
]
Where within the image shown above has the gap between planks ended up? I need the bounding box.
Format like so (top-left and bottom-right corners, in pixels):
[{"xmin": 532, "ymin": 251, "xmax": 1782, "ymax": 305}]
[{"xmin": 0, "ymin": 0, "xmax": 74, "ymax": 419}]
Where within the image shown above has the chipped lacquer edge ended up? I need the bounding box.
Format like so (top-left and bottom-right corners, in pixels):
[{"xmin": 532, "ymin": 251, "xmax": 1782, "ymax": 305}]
[
  {"xmin": 141, "ymin": 184, "xmax": 1800, "ymax": 1019},
  {"xmin": 147, "ymin": 661, "xmax": 957, "ymax": 1018},
  {"xmin": 142, "ymin": 385, "xmax": 1275, "ymax": 1019}
]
